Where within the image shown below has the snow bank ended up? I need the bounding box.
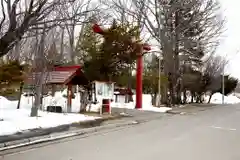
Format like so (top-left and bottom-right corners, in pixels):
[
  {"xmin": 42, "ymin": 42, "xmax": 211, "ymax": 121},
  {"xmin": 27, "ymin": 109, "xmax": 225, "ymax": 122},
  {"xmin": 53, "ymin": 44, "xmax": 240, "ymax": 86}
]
[
  {"xmin": 41, "ymin": 91, "xmax": 172, "ymax": 113},
  {"xmin": 0, "ymin": 109, "xmax": 98, "ymax": 136},
  {"xmin": 227, "ymin": 94, "xmax": 240, "ymax": 104},
  {"xmin": 86, "ymin": 103, "xmax": 102, "ymax": 112},
  {"xmin": 41, "ymin": 90, "xmax": 85, "ymax": 113},
  {"xmin": 0, "ymin": 91, "xmax": 171, "ymax": 136},
  {"xmin": 0, "ymin": 95, "xmax": 99, "ymax": 136},
  {"xmin": 210, "ymin": 92, "xmax": 240, "ymax": 104},
  {"xmin": 111, "ymin": 94, "xmax": 172, "ymax": 113}
]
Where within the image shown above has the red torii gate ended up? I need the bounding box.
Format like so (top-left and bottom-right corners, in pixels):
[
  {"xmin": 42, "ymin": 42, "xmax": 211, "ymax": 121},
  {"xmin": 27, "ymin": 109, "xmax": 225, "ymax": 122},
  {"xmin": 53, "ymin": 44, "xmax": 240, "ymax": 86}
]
[{"xmin": 92, "ymin": 23, "xmax": 151, "ymax": 109}]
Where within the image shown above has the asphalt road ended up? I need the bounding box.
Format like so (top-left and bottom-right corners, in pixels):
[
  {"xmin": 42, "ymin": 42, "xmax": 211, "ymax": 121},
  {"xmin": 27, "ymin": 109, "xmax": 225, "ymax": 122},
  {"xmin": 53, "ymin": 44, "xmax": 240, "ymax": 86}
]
[{"xmin": 1, "ymin": 104, "xmax": 240, "ymax": 160}]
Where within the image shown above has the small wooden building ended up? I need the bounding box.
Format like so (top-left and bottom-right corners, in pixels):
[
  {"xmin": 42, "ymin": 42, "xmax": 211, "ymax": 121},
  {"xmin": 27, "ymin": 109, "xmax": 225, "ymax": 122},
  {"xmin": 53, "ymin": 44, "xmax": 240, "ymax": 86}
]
[
  {"xmin": 25, "ymin": 65, "xmax": 89, "ymax": 112},
  {"xmin": 114, "ymin": 87, "xmax": 133, "ymax": 103}
]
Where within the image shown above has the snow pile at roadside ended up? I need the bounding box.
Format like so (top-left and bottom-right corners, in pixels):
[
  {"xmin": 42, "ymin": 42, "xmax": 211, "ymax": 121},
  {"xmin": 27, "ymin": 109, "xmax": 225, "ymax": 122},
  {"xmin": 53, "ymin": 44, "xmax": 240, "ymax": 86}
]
[
  {"xmin": 40, "ymin": 90, "xmax": 172, "ymax": 113},
  {"xmin": 86, "ymin": 103, "xmax": 102, "ymax": 113},
  {"xmin": 210, "ymin": 92, "xmax": 240, "ymax": 104},
  {"xmin": 0, "ymin": 96, "xmax": 99, "ymax": 136},
  {"xmin": 111, "ymin": 94, "xmax": 172, "ymax": 113},
  {"xmin": 225, "ymin": 94, "xmax": 240, "ymax": 104},
  {"xmin": 41, "ymin": 90, "xmax": 84, "ymax": 113}
]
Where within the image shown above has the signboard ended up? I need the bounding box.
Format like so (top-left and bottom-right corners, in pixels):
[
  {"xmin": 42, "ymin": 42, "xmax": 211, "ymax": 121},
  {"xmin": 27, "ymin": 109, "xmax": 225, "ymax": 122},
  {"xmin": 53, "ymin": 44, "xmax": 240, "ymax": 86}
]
[
  {"xmin": 92, "ymin": 81, "xmax": 114, "ymax": 114},
  {"xmin": 95, "ymin": 81, "xmax": 114, "ymax": 100}
]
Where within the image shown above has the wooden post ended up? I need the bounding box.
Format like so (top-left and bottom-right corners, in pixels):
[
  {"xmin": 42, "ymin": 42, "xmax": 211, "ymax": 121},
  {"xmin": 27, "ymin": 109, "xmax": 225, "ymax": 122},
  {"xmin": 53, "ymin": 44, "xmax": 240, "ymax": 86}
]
[{"xmin": 67, "ymin": 84, "xmax": 72, "ymax": 113}]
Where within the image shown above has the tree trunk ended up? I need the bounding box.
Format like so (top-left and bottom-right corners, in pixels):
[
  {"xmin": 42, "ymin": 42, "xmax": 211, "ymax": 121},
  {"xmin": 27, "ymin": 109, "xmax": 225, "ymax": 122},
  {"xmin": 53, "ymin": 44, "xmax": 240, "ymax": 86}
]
[
  {"xmin": 176, "ymin": 81, "xmax": 182, "ymax": 104},
  {"xmin": 161, "ymin": 85, "xmax": 167, "ymax": 104},
  {"xmin": 183, "ymin": 90, "xmax": 187, "ymax": 104},
  {"xmin": 17, "ymin": 82, "xmax": 24, "ymax": 109},
  {"xmin": 67, "ymin": 85, "xmax": 73, "ymax": 113},
  {"xmin": 59, "ymin": 28, "xmax": 65, "ymax": 61},
  {"xmin": 31, "ymin": 83, "xmax": 43, "ymax": 117},
  {"xmin": 30, "ymin": 24, "xmax": 46, "ymax": 117},
  {"xmin": 168, "ymin": 73, "xmax": 175, "ymax": 106},
  {"xmin": 169, "ymin": 84, "xmax": 174, "ymax": 106},
  {"xmin": 208, "ymin": 93, "xmax": 213, "ymax": 104},
  {"xmin": 173, "ymin": 9, "xmax": 180, "ymax": 105},
  {"xmin": 70, "ymin": 41, "xmax": 75, "ymax": 64},
  {"xmin": 196, "ymin": 94, "xmax": 200, "ymax": 103},
  {"xmin": 80, "ymin": 90, "xmax": 89, "ymax": 113},
  {"xmin": 67, "ymin": 24, "xmax": 76, "ymax": 64},
  {"xmin": 51, "ymin": 84, "xmax": 56, "ymax": 96},
  {"xmin": 160, "ymin": 15, "xmax": 174, "ymax": 106},
  {"xmin": 191, "ymin": 92, "xmax": 194, "ymax": 103},
  {"xmin": 31, "ymin": 89, "xmax": 39, "ymax": 117},
  {"xmin": 127, "ymin": 64, "xmax": 133, "ymax": 103},
  {"xmin": 151, "ymin": 93, "xmax": 157, "ymax": 106},
  {"xmin": 200, "ymin": 94, "xmax": 203, "ymax": 103}
]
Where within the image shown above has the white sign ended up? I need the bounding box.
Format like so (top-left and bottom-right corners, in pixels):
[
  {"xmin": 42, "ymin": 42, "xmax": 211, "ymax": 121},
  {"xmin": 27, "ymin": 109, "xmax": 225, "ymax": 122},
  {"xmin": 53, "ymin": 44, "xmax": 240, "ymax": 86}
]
[{"xmin": 95, "ymin": 81, "xmax": 114, "ymax": 99}]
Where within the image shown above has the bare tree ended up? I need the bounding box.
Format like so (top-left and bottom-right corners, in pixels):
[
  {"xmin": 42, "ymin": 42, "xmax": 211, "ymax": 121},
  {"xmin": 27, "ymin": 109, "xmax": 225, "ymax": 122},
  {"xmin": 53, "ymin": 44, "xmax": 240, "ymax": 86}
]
[
  {"xmin": 204, "ymin": 55, "xmax": 228, "ymax": 103},
  {"xmin": 0, "ymin": 0, "xmax": 88, "ymax": 58},
  {"xmin": 101, "ymin": 0, "xmax": 153, "ymax": 104},
  {"xmin": 59, "ymin": 27, "xmax": 65, "ymax": 61},
  {"xmin": 30, "ymin": 25, "xmax": 63, "ymax": 116},
  {"xmin": 30, "ymin": 24, "xmax": 47, "ymax": 117},
  {"xmin": 110, "ymin": 0, "xmax": 225, "ymax": 105},
  {"xmin": 57, "ymin": 0, "xmax": 100, "ymax": 64},
  {"xmin": 103, "ymin": 0, "xmax": 150, "ymax": 40}
]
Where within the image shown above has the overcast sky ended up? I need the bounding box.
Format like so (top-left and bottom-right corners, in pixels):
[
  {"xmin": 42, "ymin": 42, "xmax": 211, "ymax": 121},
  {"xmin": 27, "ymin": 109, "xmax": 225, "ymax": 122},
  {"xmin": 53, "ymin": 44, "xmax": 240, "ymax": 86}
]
[{"xmin": 217, "ymin": 0, "xmax": 240, "ymax": 78}]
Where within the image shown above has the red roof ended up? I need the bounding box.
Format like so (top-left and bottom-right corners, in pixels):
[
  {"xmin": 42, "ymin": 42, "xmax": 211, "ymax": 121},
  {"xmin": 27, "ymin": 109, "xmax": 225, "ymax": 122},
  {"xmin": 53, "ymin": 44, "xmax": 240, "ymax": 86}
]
[
  {"xmin": 114, "ymin": 87, "xmax": 133, "ymax": 95},
  {"xmin": 26, "ymin": 65, "xmax": 86, "ymax": 85},
  {"xmin": 54, "ymin": 65, "xmax": 81, "ymax": 71}
]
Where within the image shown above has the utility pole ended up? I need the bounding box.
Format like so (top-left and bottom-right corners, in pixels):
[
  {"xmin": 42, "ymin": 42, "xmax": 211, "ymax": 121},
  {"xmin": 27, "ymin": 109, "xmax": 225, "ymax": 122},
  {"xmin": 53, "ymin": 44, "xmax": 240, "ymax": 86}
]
[
  {"xmin": 222, "ymin": 65, "xmax": 225, "ymax": 104},
  {"xmin": 158, "ymin": 0, "xmax": 163, "ymax": 107},
  {"xmin": 158, "ymin": 53, "xmax": 161, "ymax": 106},
  {"xmin": 174, "ymin": 7, "xmax": 180, "ymax": 104}
]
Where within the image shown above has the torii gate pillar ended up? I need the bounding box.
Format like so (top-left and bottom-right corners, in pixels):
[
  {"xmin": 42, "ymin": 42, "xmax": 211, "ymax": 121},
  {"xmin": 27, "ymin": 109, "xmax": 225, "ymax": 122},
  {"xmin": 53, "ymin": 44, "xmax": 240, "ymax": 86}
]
[{"xmin": 135, "ymin": 54, "xmax": 143, "ymax": 109}]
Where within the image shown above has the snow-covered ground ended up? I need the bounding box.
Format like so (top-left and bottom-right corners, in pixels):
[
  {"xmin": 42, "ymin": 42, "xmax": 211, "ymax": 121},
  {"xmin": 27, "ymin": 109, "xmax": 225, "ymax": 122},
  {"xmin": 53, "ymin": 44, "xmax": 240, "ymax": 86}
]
[
  {"xmin": 207, "ymin": 92, "xmax": 240, "ymax": 104},
  {"xmin": 40, "ymin": 90, "xmax": 172, "ymax": 113},
  {"xmin": 110, "ymin": 94, "xmax": 172, "ymax": 113},
  {"xmin": 0, "ymin": 91, "xmax": 171, "ymax": 136},
  {"xmin": 0, "ymin": 96, "xmax": 99, "ymax": 136},
  {"xmin": 181, "ymin": 91, "xmax": 240, "ymax": 104}
]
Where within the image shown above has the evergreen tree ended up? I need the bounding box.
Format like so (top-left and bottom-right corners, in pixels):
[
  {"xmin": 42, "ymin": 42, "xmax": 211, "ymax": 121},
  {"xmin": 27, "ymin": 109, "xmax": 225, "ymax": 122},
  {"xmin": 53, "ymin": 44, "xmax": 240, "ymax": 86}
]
[
  {"xmin": 217, "ymin": 75, "xmax": 238, "ymax": 95},
  {"xmin": 76, "ymin": 21, "xmax": 141, "ymax": 84},
  {"xmin": 75, "ymin": 23, "xmax": 102, "ymax": 82},
  {"xmin": 0, "ymin": 60, "xmax": 26, "ymax": 97}
]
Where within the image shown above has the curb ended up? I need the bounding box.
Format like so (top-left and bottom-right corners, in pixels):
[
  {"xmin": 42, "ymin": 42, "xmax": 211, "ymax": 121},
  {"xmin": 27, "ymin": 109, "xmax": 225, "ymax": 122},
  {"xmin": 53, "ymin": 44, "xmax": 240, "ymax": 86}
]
[
  {"xmin": 0, "ymin": 120, "xmax": 139, "ymax": 151},
  {"xmin": 0, "ymin": 114, "xmax": 128, "ymax": 145},
  {"xmin": 166, "ymin": 110, "xmax": 183, "ymax": 114}
]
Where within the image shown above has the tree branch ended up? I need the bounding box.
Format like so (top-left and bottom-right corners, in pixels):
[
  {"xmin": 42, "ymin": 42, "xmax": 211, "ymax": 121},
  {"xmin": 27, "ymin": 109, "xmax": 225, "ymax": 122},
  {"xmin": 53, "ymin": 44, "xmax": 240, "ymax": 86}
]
[{"xmin": 0, "ymin": 0, "xmax": 6, "ymax": 29}]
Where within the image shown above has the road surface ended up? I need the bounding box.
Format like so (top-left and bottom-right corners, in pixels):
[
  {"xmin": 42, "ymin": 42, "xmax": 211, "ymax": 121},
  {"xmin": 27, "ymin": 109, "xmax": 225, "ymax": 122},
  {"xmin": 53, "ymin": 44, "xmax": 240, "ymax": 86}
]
[{"xmin": 1, "ymin": 104, "xmax": 240, "ymax": 160}]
